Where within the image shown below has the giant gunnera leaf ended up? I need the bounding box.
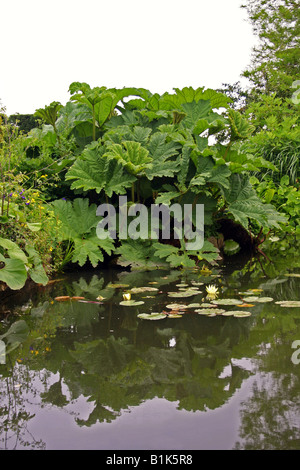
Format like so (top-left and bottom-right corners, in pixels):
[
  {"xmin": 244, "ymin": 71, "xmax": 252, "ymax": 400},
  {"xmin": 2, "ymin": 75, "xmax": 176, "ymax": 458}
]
[
  {"xmin": 66, "ymin": 141, "xmax": 136, "ymax": 196},
  {"xmin": 51, "ymin": 198, "xmax": 115, "ymax": 267}
]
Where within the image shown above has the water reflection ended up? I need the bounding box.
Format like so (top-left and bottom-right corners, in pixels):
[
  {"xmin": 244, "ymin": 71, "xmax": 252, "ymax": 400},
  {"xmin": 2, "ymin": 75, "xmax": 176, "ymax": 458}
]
[{"xmin": 1, "ymin": 244, "xmax": 300, "ymax": 449}]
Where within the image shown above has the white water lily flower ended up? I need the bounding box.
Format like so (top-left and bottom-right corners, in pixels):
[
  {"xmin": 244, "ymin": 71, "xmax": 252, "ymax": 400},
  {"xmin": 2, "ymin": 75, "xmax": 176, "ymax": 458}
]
[
  {"xmin": 206, "ymin": 285, "xmax": 219, "ymax": 295},
  {"xmin": 123, "ymin": 292, "xmax": 131, "ymax": 301}
]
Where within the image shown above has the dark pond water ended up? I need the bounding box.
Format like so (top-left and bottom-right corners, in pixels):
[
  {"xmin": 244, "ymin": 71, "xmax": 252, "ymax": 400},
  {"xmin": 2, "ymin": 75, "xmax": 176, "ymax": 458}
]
[{"xmin": 0, "ymin": 239, "xmax": 300, "ymax": 450}]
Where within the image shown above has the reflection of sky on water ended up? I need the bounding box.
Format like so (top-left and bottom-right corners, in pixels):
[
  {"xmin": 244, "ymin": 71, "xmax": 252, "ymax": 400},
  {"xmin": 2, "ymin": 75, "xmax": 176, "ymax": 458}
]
[{"xmin": 16, "ymin": 371, "xmax": 259, "ymax": 450}]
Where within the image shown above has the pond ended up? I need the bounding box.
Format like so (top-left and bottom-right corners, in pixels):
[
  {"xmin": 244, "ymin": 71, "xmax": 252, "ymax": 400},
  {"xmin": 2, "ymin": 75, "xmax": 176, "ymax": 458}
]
[{"xmin": 0, "ymin": 239, "xmax": 300, "ymax": 450}]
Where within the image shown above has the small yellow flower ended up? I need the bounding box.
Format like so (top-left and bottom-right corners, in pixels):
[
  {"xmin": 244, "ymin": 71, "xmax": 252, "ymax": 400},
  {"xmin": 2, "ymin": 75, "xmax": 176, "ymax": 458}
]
[
  {"xmin": 49, "ymin": 247, "xmax": 53, "ymax": 252},
  {"xmin": 123, "ymin": 292, "xmax": 131, "ymax": 301},
  {"xmin": 41, "ymin": 174, "xmax": 48, "ymax": 178}
]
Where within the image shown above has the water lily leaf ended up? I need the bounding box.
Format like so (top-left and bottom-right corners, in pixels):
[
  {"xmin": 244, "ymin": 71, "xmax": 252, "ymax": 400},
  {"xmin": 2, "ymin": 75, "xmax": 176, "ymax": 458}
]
[
  {"xmin": 176, "ymin": 283, "xmax": 189, "ymax": 287},
  {"xmin": 242, "ymin": 296, "xmax": 273, "ymax": 303},
  {"xmin": 239, "ymin": 303, "xmax": 255, "ymax": 307},
  {"xmin": 186, "ymin": 303, "xmax": 203, "ymax": 308},
  {"xmin": 200, "ymin": 303, "xmax": 218, "ymax": 308},
  {"xmin": 166, "ymin": 303, "xmax": 187, "ymax": 310},
  {"xmin": 195, "ymin": 308, "xmax": 225, "ymax": 315},
  {"xmin": 241, "ymin": 296, "xmax": 261, "ymax": 302},
  {"xmin": 129, "ymin": 286, "xmax": 159, "ymax": 294},
  {"xmin": 120, "ymin": 300, "xmax": 145, "ymax": 306},
  {"xmin": 233, "ymin": 311, "xmax": 252, "ymax": 317},
  {"xmin": 214, "ymin": 299, "xmax": 243, "ymax": 305},
  {"xmin": 55, "ymin": 296, "xmax": 71, "ymax": 301},
  {"xmin": 137, "ymin": 313, "xmax": 166, "ymax": 320},
  {"xmin": 191, "ymin": 281, "xmax": 204, "ymax": 286},
  {"xmin": 275, "ymin": 301, "xmax": 300, "ymax": 307},
  {"xmin": 256, "ymin": 297, "xmax": 273, "ymax": 303},
  {"xmin": 167, "ymin": 313, "xmax": 183, "ymax": 318},
  {"xmin": 221, "ymin": 311, "xmax": 235, "ymax": 316},
  {"xmin": 168, "ymin": 291, "xmax": 196, "ymax": 298}
]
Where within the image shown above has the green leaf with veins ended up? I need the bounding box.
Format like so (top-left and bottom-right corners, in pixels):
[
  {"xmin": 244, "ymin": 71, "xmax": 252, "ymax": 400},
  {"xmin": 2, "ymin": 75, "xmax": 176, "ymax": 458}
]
[{"xmin": 65, "ymin": 142, "xmax": 136, "ymax": 196}]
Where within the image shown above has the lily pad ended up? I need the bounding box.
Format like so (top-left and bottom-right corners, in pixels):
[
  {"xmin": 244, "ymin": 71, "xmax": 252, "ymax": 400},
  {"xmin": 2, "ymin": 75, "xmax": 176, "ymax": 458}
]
[
  {"xmin": 214, "ymin": 299, "xmax": 243, "ymax": 305},
  {"xmin": 242, "ymin": 296, "xmax": 273, "ymax": 303},
  {"xmin": 275, "ymin": 301, "xmax": 300, "ymax": 307},
  {"xmin": 199, "ymin": 303, "xmax": 218, "ymax": 308},
  {"xmin": 137, "ymin": 313, "xmax": 166, "ymax": 320},
  {"xmin": 129, "ymin": 286, "xmax": 159, "ymax": 294},
  {"xmin": 241, "ymin": 296, "xmax": 260, "ymax": 302},
  {"xmin": 256, "ymin": 297, "xmax": 273, "ymax": 303},
  {"xmin": 185, "ymin": 303, "xmax": 203, "ymax": 308},
  {"xmin": 168, "ymin": 291, "xmax": 196, "ymax": 298},
  {"xmin": 166, "ymin": 303, "xmax": 187, "ymax": 310},
  {"xmin": 195, "ymin": 308, "xmax": 225, "ymax": 315},
  {"xmin": 233, "ymin": 311, "xmax": 252, "ymax": 317},
  {"xmin": 119, "ymin": 300, "xmax": 145, "ymax": 306},
  {"xmin": 167, "ymin": 313, "xmax": 183, "ymax": 318}
]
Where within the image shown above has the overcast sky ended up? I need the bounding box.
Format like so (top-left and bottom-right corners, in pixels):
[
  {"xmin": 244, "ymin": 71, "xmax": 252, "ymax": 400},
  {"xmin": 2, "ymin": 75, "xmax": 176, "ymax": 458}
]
[{"xmin": 1, "ymin": 0, "xmax": 256, "ymax": 116}]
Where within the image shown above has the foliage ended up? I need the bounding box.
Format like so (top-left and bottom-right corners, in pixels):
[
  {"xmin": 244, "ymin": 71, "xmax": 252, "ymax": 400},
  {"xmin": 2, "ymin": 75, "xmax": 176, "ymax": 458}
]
[
  {"xmin": 0, "ymin": 81, "xmax": 296, "ymax": 290},
  {"xmin": 51, "ymin": 198, "xmax": 115, "ymax": 268},
  {"xmin": 0, "ymin": 237, "xmax": 48, "ymax": 289},
  {"xmin": 251, "ymin": 175, "xmax": 300, "ymax": 235},
  {"xmin": 64, "ymin": 85, "xmax": 286, "ymax": 269},
  {"xmin": 241, "ymin": 96, "xmax": 300, "ymax": 184},
  {"xmin": 241, "ymin": 0, "xmax": 300, "ymax": 100}
]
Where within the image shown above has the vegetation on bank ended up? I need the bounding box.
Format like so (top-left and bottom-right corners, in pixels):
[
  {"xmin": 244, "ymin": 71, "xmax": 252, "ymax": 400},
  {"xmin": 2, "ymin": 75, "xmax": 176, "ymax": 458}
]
[{"xmin": 0, "ymin": 0, "xmax": 299, "ymax": 292}]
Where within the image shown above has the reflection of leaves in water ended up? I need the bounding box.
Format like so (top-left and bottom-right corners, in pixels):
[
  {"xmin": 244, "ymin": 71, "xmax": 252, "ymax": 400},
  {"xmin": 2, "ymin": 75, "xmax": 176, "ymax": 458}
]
[
  {"xmin": 70, "ymin": 336, "xmax": 135, "ymax": 376},
  {"xmin": 41, "ymin": 379, "xmax": 68, "ymax": 407},
  {"xmin": 76, "ymin": 402, "xmax": 119, "ymax": 426},
  {"xmin": 234, "ymin": 374, "xmax": 300, "ymax": 450}
]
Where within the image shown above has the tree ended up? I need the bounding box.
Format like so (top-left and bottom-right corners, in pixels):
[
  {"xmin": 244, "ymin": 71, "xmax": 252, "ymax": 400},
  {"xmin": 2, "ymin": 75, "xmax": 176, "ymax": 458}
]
[{"xmin": 241, "ymin": 0, "xmax": 300, "ymax": 99}]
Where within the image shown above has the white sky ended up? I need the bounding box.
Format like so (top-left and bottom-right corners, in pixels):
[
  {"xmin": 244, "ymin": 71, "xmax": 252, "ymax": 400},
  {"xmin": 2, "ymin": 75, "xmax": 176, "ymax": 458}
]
[{"xmin": 1, "ymin": 0, "xmax": 256, "ymax": 115}]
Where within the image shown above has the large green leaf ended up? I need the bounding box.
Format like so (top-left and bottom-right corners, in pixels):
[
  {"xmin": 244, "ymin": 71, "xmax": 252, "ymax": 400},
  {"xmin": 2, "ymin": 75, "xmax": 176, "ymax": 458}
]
[
  {"xmin": 115, "ymin": 239, "xmax": 166, "ymax": 268},
  {"xmin": 25, "ymin": 245, "xmax": 49, "ymax": 286},
  {"xmin": 72, "ymin": 232, "xmax": 114, "ymax": 267},
  {"xmin": 104, "ymin": 140, "xmax": 152, "ymax": 175},
  {"xmin": 51, "ymin": 198, "xmax": 115, "ymax": 267},
  {"xmin": 222, "ymin": 174, "xmax": 287, "ymax": 229},
  {"xmin": 144, "ymin": 133, "xmax": 180, "ymax": 179},
  {"xmin": 51, "ymin": 198, "xmax": 99, "ymax": 239},
  {"xmin": 0, "ymin": 237, "xmax": 28, "ymax": 263},
  {"xmin": 66, "ymin": 142, "xmax": 136, "ymax": 196},
  {"xmin": 0, "ymin": 255, "xmax": 27, "ymax": 290}
]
